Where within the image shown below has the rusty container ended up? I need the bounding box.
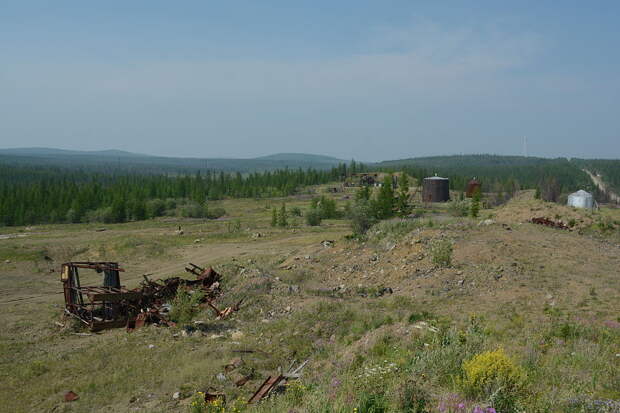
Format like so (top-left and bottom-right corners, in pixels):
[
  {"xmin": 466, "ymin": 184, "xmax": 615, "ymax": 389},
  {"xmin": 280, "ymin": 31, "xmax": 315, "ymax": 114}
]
[
  {"xmin": 422, "ymin": 176, "xmax": 450, "ymax": 202},
  {"xmin": 466, "ymin": 179, "xmax": 481, "ymax": 198}
]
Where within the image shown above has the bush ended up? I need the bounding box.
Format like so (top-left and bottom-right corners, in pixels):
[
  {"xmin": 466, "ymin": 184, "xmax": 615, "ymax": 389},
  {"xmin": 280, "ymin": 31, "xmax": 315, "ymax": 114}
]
[
  {"xmin": 312, "ymin": 196, "xmax": 339, "ymax": 219},
  {"xmin": 430, "ymin": 239, "xmax": 453, "ymax": 267},
  {"xmin": 146, "ymin": 199, "xmax": 166, "ymax": 218},
  {"xmin": 367, "ymin": 219, "xmax": 422, "ymax": 242},
  {"xmin": 305, "ymin": 208, "xmax": 322, "ymax": 226},
  {"xmin": 461, "ymin": 348, "xmax": 526, "ymax": 411},
  {"xmin": 169, "ymin": 289, "xmax": 205, "ymax": 325},
  {"xmin": 179, "ymin": 201, "xmax": 207, "ymax": 218},
  {"xmin": 84, "ymin": 207, "xmax": 115, "ymax": 223},
  {"xmin": 348, "ymin": 200, "xmax": 377, "ymax": 235},
  {"xmin": 448, "ymin": 200, "xmax": 469, "ymax": 217},
  {"xmin": 205, "ymin": 206, "xmax": 226, "ymax": 219},
  {"xmin": 290, "ymin": 206, "xmax": 302, "ymax": 217}
]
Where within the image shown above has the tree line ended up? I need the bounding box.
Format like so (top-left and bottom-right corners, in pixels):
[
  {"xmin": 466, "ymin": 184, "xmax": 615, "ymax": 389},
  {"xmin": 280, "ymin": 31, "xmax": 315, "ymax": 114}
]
[{"xmin": 0, "ymin": 164, "xmax": 346, "ymax": 226}]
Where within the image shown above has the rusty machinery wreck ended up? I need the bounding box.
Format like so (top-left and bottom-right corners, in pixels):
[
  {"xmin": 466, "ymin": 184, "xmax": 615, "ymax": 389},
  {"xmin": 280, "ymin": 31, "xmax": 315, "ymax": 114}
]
[{"xmin": 61, "ymin": 261, "xmax": 240, "ymax": 331}]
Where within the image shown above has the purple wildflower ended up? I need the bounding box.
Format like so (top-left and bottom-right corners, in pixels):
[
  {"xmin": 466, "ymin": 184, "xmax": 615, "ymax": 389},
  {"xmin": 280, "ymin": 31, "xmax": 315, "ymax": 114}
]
[{"xmin": 472, "ymin": 407, "xmax": 484, "ymax": 413}]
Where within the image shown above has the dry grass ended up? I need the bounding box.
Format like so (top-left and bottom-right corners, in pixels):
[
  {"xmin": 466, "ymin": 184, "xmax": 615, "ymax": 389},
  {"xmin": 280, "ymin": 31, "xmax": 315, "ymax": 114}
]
[{"xmin": 1, "ymin": 193, "xmax": 619, "ymax": 412}]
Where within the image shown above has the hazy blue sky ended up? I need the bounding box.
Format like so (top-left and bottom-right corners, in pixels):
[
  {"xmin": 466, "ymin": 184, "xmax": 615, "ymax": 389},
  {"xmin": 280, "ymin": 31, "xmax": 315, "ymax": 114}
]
[{"xmin": 1, "ymin": 1, "xmax": 619, "ymax": 160}]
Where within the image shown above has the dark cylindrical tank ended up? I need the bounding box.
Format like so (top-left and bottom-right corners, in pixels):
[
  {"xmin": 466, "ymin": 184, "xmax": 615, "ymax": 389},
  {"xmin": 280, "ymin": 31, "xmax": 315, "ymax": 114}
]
[
  {"xmin": 466, "ymin": 179, "xmax": 481, "ymax": 198},
  {"xmin": 422, "ymin": 176, "xmax": 450, "ymax": 202}
]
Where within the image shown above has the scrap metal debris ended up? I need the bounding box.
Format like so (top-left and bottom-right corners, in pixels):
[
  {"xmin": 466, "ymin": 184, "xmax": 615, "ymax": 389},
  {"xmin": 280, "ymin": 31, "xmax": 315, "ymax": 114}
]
[
  {"xmin": 60, "ymin": 261, "xmax": 236, "ymax": 332},
  {"xmin": 531, "ymin": 217, "xmax": 569, "ymax": 230},
  {"xmin": 248, "ymin": 360, "xmax": 308, "ymax": 404}
]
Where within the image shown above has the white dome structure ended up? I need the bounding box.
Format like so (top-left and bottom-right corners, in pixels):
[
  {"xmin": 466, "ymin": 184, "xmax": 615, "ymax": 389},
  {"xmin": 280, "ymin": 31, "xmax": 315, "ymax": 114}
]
[{"xmin": 567, "ymin": 190, "xmax": 595, "ymax": 209}]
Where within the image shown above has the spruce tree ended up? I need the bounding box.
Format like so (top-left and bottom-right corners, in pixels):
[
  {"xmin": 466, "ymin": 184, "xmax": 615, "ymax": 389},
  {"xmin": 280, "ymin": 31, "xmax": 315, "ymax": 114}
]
[
  {"xmin": 470, "ymin": 189, "xmax": 481, "ymax": 218},
  {"xmin": 271, "ymin": 207, "xmax": 278, "ymax": 227},
  {"xmin": 396, "ymin": 174, "xmax": 410, "ymax": 216},
  {"xmin": 356, "ymin": 185, "xmax": 371, "ymax": 201},
  {"xmin": 375, "ymin": 175, "xmax": 395, "ymax": 219},
  {"xmin": 278, "ymin": 203, "xmax": 288, "ymax": 227}
]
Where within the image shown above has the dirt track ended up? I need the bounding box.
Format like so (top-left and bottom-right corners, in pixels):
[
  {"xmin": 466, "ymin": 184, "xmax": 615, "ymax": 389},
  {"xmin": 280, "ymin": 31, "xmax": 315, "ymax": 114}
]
[{"xmin": 584, "ymin": 169, "xmax": 620, "ymax": 203}]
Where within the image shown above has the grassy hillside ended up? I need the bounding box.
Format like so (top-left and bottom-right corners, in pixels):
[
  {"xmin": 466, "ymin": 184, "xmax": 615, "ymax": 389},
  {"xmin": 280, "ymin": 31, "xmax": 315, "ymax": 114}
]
[{"xmin": 1, "ymin": 190, "xmax": 619, "ymax": 412}]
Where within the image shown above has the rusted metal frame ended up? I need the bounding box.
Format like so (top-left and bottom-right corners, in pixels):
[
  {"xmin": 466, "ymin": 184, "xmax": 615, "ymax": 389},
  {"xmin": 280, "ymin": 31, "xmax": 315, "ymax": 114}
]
[
  {"xmin": 86, "ymin": 292, "xmax": 142, "ymax": 302},
  {"xmin": 62, "ymin": 262, "xmax": 126, "ymax": 272},
  {"xmin": 247, "ymin": 375, "xmax": 285, "ymax": 404}
]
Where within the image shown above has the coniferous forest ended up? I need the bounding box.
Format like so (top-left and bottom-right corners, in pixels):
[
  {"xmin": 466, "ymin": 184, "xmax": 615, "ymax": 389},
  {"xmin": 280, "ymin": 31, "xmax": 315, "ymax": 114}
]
[
  {"xmin": 0, "ymin": 164, "xmax": 349, "ymax": 226},
  {"xmin": 2, "ymin": 154, "xmax": 619, "ymax": 227}
]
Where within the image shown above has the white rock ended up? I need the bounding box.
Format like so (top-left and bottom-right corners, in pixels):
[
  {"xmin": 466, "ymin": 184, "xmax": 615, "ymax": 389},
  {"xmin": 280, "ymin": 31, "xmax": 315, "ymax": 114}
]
[{"xmin": 231, "ymin": 330, "xmax": 244, "ymax": 340}]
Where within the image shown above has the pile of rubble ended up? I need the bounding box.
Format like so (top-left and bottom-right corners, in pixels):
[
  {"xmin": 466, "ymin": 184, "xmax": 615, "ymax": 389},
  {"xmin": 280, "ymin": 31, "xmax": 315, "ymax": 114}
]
[
  {"xmin": 531, "ymin": 217, "xmax": 569, "ymax": 230},
  {"xmin": 60, "ymin": 261, "xmax": 241, "ymax": 332}
]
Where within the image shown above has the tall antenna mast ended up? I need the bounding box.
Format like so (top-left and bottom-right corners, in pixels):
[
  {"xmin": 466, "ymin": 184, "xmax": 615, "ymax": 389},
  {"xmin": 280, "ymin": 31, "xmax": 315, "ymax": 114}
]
[{"xmin": 523, "ymin": 136, "xmax": 528, "ymax": 157}]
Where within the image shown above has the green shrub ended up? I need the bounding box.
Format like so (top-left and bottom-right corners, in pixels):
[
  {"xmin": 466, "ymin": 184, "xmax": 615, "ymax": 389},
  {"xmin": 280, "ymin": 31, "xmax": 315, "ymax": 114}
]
[
  {"xmin": 146, "ymin": 198, "xmax": 166, "ymax": 218},
  {"xmin": 348, "ymin": 200, "xmax": 377, "ymax": 235},
  {"xmin": 430, "ymin": 239, "xmax": 453, "ymax": 267},
  {"xmin": 206, "ymin": 206, "xmax": 226, "ymax": 219},
  {"xmin": 305, "ymin": 208, "xmax": 322, "ymax": 226},
  {"xmin": 179, "ymin": 201, "xmax": 207, "ymax": 218},
  {"xmin": 448, "ymin": 200, "xmax": 469, "ymax": 217},
  {"xmin": 367, "ymin": 219, "xmax": 422, "ymax": 242},
  {"xmin": 290, "ymin": 206, "xmax": 302, "ymax": 216},
  {"xmin": 170, "ymin": 289, "xmax": 205, "ymax": 325},
  {"xmin": 311, "ymin": 196, "xmax": 339, "ymax": 219}
]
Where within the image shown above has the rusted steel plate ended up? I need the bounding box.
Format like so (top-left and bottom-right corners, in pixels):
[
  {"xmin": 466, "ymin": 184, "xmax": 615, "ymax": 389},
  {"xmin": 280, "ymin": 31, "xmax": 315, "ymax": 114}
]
[{"xmin": 248, "ymin": 375, "xmax": 284, "ymax": 404}]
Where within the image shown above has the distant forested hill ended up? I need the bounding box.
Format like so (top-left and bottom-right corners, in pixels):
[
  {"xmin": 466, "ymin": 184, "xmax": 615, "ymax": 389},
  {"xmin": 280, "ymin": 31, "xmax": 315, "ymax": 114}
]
[{"xmin": 0, "ymin": 148, "xmax": 344, "ymax": 173}]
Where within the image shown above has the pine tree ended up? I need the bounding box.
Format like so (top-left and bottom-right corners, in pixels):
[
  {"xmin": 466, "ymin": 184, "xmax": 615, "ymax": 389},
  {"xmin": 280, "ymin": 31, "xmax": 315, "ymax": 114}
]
[
  {"xmin": 470, "ymin": 189, "xmax": 481, "ymax": 218},
  {"xmin": 277, "ymin": 203, "xmax": 288, "ymax": 227},
  {"xmin": 534, "ymin": 187, "xmax": 541, "ymax": 199},
  {"xmin": 110, "ymin": 198, "xmax": 127, "ymax": 223},
  {"xmin": 271, "ymin": 207, "xmax": 278, "ymax": 227},
  {"xmin": 396, "ymin": 173, "xmax": 410, "ymax": 216},
  {"xmin": 375, "ymin": 175, "xmax": 395, "ymax": 219},
  {"xmin": 356, "ymin": 185, "xmax": 371, "ymax": 201}
]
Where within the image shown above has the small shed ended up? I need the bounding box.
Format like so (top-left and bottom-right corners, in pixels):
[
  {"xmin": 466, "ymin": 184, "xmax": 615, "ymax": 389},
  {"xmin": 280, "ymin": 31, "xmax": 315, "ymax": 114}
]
[
  {"xmin": 567, "ymin": 190, "xmax": 594, "ymax": 209},
  {"xmin": 422, "ymin": 176, "xmax": 450, "ymax": 202}
]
